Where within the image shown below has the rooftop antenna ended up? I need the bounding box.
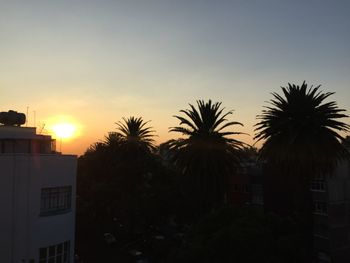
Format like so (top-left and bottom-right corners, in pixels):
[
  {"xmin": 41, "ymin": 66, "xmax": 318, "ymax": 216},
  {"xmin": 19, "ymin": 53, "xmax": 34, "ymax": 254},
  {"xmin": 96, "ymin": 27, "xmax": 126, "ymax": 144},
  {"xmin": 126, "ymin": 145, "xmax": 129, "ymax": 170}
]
[
  {"xmin": 33, "ymin": 111, "xmax": 36, "ymax": 127},
  {"xmin": 39, "ymin": 123, "xmax": 46, "ymax": 134},
  {"xmin": 26, "ymin": 106, "xmax": 29, "ymax": 127}
]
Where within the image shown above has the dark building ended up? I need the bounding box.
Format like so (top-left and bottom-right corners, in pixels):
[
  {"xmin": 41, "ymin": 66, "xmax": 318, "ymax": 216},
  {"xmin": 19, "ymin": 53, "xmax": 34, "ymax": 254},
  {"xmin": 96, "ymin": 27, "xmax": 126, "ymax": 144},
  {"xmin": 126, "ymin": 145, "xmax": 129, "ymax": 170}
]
[
  {"xmin": 227, "ymin": 159, "xmax": 263, "ymax": 208},
  {"xmin": 227, "ymin": 161, "xmax": 252, "ymax": 206},
  {"xmin": 312, "ymin": 156, "xmax": 350, "ymax": 263},
  {"xmin": 229, "ymin": 138, "xmax": 350, "ymax": 262},
  {"xmin": 259, "ymin": 138, "xmax": 350, "ymax": 263}
]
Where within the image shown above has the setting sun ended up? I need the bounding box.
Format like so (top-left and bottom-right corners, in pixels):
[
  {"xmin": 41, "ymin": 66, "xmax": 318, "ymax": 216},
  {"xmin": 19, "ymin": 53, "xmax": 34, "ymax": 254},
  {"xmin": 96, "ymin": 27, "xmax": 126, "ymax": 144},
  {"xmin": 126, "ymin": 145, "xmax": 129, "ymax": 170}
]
[
  {"xmin": 52, "ymin": 123, "xmax": 76, "ymax": 139},
  {"xmin": 45, "ymin": 114, "xmax": 81, "ymax": 142}
]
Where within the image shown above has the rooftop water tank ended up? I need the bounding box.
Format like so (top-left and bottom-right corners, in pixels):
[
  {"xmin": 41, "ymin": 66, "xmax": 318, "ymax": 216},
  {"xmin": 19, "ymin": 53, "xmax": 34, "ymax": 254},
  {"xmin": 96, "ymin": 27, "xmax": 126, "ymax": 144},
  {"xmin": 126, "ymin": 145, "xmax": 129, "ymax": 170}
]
[{"xmin": 0, "ymin": 110, "xmax": 26, "ymax": 126}]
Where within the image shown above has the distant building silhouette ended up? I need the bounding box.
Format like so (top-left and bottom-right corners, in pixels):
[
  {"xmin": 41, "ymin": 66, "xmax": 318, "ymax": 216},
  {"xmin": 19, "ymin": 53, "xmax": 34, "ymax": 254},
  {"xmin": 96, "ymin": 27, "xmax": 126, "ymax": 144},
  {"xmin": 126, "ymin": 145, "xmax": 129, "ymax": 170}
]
[{"xmin": 227, "ymin": 159, "xmax": 263, "ymax": 207}]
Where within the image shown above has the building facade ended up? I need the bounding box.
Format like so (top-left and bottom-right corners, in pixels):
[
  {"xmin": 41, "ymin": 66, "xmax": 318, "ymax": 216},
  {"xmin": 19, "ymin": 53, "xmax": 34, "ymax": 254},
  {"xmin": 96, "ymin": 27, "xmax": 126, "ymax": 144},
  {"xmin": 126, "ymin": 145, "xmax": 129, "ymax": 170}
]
[
  {"xmin": 255, "ymin": 138, "xmax": 350, "ymax": 263},
  {"xmin": 0, "ymin": 125, "xmax": 77, "ymax": 263},
  {"xmin": 227, "ymin": 161, "xmax": 252, "ymax": 206},
  {"xmin": 312, "ymin": 156, "xmax": 350, "ymax": 263}
]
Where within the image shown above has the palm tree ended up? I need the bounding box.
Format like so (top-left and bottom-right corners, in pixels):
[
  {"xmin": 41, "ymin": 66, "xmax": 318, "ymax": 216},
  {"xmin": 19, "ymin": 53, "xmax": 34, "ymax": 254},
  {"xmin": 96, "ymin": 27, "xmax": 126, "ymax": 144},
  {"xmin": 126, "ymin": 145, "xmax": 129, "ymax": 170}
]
[
  {"xmin": 255, "ymin": 82, "xmax": 349, "ymax": 172},
  {"xmin": 168, "ymin": 100, "xmax": 246, "ymax": 213},
  {"xmin": 114, "ymin": 117, "xmax": 157, "ymax": 232},
  {"xmin": 115, "ymin": 116, "xmax": 156, "ymax": 152},
  {"xmin": 255, "ymin": 82, "xmax": 349, "ymax": 261}
]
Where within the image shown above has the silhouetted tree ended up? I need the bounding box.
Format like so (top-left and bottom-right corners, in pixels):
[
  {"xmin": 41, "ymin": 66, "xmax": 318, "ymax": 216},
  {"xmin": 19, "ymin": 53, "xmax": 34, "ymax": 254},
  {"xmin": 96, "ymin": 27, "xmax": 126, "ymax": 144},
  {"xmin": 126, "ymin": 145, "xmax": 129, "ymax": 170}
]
[
  {"xmin": 255, "ymin": 82, "xmax": 350, "ymax": 261},
  {"xmin": 116, "ymin": 116, "xmax": 156, "ymax": 152},
  {"xmin": 167, "ymin": 207, "xmax": 305, "ymax": 263},
  {"xmin": 76, "ymin": 117, "xmax": 163, "ymax": 261},
  {"xmin": 167, "ymin": 100, "xmax": 246, "ymax": 215}
]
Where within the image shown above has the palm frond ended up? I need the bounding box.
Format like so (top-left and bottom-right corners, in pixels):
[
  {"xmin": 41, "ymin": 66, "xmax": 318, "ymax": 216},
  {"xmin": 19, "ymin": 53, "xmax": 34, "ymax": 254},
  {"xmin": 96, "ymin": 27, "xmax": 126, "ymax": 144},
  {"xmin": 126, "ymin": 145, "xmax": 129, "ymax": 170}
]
[
  {"xmin": 255, "ymin": 81, "xmax": 349, "ymax": 174},
  {"xmin": 168, "ymin": 99, "xmax": 247, "ymax": 211},
  {"xmin": 115, "ymin": 116, "xmax": 156, "ymax": 150}
]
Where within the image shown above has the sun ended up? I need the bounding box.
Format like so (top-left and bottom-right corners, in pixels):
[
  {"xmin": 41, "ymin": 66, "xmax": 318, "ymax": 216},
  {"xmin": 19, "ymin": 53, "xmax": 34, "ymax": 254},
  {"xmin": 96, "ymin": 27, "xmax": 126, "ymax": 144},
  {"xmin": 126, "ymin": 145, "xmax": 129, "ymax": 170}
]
[{"xmin": 52, "ymin": 123, "xmax": 76, "ymax": 139}]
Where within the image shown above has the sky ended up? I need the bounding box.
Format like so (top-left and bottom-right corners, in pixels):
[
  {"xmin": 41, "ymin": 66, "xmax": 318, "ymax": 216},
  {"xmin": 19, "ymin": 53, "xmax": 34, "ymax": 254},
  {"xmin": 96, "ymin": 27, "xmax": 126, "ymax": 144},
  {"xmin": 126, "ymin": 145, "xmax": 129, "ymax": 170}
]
[{"xmin": 1, "ymin": 0, "xmax": 350, "ymax": 155}]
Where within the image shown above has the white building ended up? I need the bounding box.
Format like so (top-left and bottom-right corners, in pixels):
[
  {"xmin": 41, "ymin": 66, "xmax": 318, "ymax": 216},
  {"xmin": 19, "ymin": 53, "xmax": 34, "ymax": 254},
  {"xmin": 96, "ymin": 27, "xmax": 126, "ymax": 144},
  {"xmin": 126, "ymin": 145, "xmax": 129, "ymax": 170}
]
[{"xmin": 0, "ymin": 125, "xmax": 77, "ymax": 263}]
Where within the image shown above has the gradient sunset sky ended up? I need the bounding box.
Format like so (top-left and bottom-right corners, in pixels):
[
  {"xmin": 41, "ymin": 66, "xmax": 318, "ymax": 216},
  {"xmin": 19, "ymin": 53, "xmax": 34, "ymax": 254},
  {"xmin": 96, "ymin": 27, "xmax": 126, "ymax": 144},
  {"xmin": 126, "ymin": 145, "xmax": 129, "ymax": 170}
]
[{"xmin": 1, "ymin": 0, "xmax": 350, "ymax": 155}]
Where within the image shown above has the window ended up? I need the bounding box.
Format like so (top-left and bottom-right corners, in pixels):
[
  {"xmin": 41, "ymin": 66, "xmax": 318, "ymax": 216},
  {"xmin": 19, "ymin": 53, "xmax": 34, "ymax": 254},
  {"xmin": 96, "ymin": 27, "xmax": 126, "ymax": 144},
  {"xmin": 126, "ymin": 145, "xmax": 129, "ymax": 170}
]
[
  {"xmin": 310, "ymin": 174, "xmax": 326, "ymax": 192},
  {"xmin": 313, "ymin": 201, "xmax": 328, "ymax": 215},
  {"xmin": 40, "ymin": 186, "xmax": 72, "ymax": 216},
  {"xmin": 317, "ymin": 251, "xmax": 331, "ymax": 262},
  {"xmin": 252, "ymin": 194, "xmax": 264, "ymax": 205},
  {"xmin": 3, "ymin": 140, "xmax": 14, "ymax": 153},
  {"xmin": 233, "ymin": 184, "xmax": 250, "ymax": 193},
  {"xmin": 39, "ymin": 241, "xmax": 70, "ymax": 263}
]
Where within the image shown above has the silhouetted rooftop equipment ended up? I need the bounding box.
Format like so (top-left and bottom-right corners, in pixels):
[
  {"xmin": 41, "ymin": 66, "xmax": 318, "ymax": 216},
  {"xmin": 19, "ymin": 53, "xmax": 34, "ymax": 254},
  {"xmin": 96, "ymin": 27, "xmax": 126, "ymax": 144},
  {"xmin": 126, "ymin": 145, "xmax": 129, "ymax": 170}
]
[{"xmin": 0, "ymin": 110, "xmax": 26, "ymax": 126}]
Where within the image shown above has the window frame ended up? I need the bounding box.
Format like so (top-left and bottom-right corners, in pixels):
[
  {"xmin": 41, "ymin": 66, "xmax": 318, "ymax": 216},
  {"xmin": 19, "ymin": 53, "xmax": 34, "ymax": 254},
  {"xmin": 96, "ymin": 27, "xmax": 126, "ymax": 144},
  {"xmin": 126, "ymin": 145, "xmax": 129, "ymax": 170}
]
[
  {"xmin": 39, "ymin": 240, "xmax": 70, "ymax": 263},
  {"xmin": 40, "ymin": 186, "xmax": 72, "ymax": 216},
  {"xmin": 313, "ymin": 200, "xmax": 328, "ymax": 215},
  {"xmin": 310, "ymin": 174, "xmax": 326, "ymax": 192}
]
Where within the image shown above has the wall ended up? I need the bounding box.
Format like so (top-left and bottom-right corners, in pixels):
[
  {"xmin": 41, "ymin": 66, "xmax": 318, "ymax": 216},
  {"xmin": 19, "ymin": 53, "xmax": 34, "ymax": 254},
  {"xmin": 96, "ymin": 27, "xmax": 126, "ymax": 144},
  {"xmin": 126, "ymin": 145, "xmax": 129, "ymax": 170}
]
[{"xmin": 0, "ymin": 154, "xmax": 76, "ymax": 263}]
